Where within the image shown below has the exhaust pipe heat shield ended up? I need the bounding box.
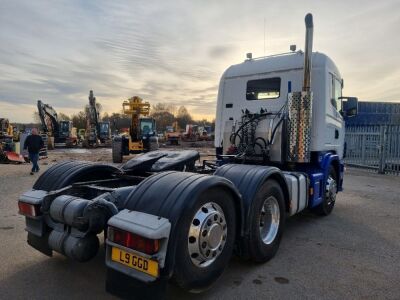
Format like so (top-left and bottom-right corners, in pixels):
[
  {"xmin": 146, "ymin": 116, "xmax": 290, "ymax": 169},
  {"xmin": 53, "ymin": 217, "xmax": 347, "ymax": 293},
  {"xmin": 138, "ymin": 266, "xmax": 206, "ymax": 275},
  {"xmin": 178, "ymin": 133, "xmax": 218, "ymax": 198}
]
[
  {"xmin": 287, "ymin": 91, "xmax": 313, "ymax": 163},
  {"xmin": 287, "ymin": 13, "xmax": 314, "ymax": 163}
]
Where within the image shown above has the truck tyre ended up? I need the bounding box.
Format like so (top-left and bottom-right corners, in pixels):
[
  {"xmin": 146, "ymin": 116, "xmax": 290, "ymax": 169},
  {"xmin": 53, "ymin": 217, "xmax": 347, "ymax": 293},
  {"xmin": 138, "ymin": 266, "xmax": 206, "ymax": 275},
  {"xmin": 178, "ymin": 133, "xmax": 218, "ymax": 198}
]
[
  {"xmin": 172, "ymin": 187, "xmax": 236, "ymax": 292},
  {"xmin": 312, "ymin": 165, "xmax": 337, "ymax": 216},
  {"xmin": 246, "ymin": 179, "xmax": 285, "ymax": 263},
  {"xmin": 112, "ymin": 140, "xmax": 123, "ymax": 163},
  {"xmin": 33, "ymin": 161, "xmax": 119, "ymax": 192}
]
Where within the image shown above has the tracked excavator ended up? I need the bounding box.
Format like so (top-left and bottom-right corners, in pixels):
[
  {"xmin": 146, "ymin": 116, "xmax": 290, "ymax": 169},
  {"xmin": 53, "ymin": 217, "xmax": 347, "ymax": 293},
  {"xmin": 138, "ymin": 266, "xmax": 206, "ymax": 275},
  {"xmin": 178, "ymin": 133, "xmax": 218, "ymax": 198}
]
[
  {"xmin": 37, "ymin": 100, "xmax": 78, "ymax": 148},
  {"xmin": 112, "ymin": 96, "xmax": 158, "ymax": 163},
  {"xmin": 83, "ymin": 90, "xmax": 111, "ymax": 147}
]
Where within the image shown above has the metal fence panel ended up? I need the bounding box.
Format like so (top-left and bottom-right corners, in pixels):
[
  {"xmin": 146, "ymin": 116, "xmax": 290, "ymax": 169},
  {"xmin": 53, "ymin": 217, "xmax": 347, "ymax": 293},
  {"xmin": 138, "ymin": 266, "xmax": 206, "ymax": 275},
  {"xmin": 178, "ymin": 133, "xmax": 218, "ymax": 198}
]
[{"xmin": 345, "ymin": 125, "xmax": 400, "ymax": 175}]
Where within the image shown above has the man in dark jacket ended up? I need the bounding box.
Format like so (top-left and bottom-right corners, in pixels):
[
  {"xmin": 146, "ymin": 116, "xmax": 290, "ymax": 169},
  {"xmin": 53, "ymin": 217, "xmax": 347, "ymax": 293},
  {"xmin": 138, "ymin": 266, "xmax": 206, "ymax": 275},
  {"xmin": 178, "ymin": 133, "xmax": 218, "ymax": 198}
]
[{"xmin": 23, "ymin": 128, "xmax": 44, "ymax": 175}]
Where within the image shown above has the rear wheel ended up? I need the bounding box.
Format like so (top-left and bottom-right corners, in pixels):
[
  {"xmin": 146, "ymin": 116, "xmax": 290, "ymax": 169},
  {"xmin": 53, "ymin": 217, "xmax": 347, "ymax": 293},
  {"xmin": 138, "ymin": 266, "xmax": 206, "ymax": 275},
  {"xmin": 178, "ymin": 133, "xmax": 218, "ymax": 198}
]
[
  {"xmin": 312, "ymin": 166, "xmax": 337, "ymax": 216},
  {"xmin": 246, "ymin": 179, "xmax": 285, "ymax": 263},
  {"xmin": 112, "ymin": 139, "xmax": 123, "ymax": 163},
  {"xmin": 172, "ymin": 188, "xmax": 236, "ymax": 292}
]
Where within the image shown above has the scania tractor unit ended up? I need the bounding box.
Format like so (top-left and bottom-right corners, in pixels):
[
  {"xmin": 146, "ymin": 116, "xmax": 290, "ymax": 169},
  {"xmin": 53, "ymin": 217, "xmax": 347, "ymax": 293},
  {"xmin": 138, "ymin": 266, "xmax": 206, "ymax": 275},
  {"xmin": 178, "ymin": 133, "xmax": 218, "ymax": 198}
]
[{"xmin": 18, "ymin": 14, "xmax": 357, "ymax": 298}]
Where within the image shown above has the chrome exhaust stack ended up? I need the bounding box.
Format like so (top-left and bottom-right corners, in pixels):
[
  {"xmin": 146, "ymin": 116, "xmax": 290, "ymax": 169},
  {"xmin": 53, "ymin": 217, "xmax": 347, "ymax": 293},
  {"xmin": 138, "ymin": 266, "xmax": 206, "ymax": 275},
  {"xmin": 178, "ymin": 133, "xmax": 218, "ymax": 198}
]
[
  {"xmin": 303, "ymin": 13, "xmax": 313, "ymax": 92},
  {"xmin": 287, "ymin": 13, "xmax": 314, "ymax": 163}
]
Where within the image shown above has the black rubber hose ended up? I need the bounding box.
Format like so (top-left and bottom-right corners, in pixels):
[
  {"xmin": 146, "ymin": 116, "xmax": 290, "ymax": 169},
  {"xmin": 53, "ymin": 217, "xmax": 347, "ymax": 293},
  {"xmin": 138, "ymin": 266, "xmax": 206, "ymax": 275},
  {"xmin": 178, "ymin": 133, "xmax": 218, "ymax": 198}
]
[
  {"xmin": 255, "ymin": 137, "xmax": 268, "ymax": 149},
  {"xmin": 231, "ymin": 112, "xmax": 273, "ymax": 146}
]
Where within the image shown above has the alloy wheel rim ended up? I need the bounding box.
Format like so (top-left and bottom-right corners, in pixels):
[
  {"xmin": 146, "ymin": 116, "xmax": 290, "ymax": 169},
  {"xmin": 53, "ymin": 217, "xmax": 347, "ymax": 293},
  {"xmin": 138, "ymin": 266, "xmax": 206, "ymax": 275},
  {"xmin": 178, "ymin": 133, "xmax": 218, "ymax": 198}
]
[
  {"xmin": 326, "ymin": 176, "xmax": 337, "ymax": 206},
  {"xmin": 188, "ymin": 202, "xmax": 227, "ymax": 268},
  {"xmin": 259, "ymin": 196, "xmax": 280, "ymax": 245}
]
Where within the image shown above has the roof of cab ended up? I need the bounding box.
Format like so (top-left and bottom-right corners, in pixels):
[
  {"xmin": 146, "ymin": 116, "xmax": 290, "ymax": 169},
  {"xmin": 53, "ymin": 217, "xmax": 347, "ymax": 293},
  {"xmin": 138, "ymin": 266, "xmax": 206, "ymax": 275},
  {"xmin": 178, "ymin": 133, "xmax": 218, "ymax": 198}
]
[{"xmin": 222, "ymin": 51, "xmax": 341, "ymax": 79}]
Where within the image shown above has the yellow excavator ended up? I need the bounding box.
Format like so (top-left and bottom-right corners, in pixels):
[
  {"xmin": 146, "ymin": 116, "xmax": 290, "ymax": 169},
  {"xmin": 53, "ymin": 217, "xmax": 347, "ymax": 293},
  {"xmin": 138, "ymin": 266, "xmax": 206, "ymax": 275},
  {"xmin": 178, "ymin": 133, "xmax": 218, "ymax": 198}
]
[{"xmin": 112, "ymin": 96, "xmax": 158, "ymax": 163}]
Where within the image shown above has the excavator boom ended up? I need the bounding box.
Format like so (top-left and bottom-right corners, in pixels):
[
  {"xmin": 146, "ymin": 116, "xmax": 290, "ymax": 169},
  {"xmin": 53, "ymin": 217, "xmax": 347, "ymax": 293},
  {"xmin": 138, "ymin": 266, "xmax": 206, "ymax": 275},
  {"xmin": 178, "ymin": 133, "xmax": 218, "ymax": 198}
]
[
  {"xmin": 37, "ymin": 100, "xmax": 76, "ymax": 147},
  {"xmin": 84, "ymin": 90, "xmax": 111, "ymax": 147},
  {"xmin": 37, "ymin": 100, "xmax": 60, "ymax": 138}
]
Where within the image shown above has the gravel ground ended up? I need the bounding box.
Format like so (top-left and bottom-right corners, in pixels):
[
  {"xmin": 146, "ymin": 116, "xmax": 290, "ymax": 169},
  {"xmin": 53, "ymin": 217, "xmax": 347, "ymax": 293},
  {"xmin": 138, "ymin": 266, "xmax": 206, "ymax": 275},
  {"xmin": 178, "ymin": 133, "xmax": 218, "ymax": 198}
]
[{"xmin": 0, "ymin": 148, "xmax": 399, "ymax": 300}]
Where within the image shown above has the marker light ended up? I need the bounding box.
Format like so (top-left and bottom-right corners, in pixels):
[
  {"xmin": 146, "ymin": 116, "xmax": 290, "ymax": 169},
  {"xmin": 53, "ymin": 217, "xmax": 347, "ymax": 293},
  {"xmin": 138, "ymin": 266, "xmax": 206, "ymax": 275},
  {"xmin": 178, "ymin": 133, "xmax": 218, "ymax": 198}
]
[
  {"xmin": 108, "ymin": 226, "xmax": 160, "ymax": 255},
  {"xmin": 18, "ymin": 201, "xmax": 41, "ymax": 217}
]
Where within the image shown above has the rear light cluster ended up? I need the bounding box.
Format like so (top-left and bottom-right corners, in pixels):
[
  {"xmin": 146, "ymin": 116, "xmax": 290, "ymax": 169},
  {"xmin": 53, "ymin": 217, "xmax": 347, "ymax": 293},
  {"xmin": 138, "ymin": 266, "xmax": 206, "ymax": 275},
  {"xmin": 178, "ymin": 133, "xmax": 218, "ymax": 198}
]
[
  {"xmin": 108, "ymin": 226, "xmax": 160, "ymax": 255},
  {"xmin": 18, "ymin": 201, "xmax": 41, "ymax": 217}
]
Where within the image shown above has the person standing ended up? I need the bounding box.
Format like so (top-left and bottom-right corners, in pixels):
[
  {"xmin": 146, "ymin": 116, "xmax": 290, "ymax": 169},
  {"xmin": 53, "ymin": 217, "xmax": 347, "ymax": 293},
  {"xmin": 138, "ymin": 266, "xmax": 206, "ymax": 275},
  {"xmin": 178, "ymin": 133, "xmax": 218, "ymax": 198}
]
[{"xmin": 23, "ymin": 128, "xmax": 44, "ymax": 175}]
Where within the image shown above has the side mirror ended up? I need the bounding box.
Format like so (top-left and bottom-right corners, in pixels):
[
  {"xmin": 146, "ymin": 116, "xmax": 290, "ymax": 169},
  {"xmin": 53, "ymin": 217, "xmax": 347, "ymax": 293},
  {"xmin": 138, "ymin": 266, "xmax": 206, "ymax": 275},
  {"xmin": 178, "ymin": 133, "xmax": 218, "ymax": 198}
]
[{"xmin": 339, "ymin": 97, "xmax": 358, "ymax": 117}]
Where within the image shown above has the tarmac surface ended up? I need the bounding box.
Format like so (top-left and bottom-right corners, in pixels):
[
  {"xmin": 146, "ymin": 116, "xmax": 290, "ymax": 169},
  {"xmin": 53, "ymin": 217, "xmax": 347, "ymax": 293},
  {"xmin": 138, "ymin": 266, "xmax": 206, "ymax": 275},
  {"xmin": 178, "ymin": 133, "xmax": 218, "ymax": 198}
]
[{"xmin": 0, "ymin": 148, "xmax": 399, "ymax": 299}]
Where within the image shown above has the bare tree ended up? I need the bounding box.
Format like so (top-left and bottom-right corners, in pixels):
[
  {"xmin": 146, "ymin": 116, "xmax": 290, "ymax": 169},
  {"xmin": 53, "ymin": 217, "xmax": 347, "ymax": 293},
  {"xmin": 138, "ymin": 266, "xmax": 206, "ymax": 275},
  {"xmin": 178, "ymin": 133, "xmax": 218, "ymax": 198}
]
[
  {"xmin": 58, "ymin": 112, "xmax": 71, "ymax": 121},
  {"xmin": 71, "ymin": 111, "xmax": 87, "ymax": 129},
  {"xmin": 176, "ymin": 106, "xmax": 193, "ymax": 129},
  {"xmin": 32, "ymin": 111, "xmax": 41, "ymax": 123}
]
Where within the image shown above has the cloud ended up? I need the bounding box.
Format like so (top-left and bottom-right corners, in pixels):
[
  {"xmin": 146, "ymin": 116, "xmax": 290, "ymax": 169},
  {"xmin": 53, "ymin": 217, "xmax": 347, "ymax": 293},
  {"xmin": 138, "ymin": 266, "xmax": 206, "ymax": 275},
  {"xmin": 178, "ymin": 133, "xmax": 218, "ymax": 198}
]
[
  {"xmin": 0, "ymin": 0, "xmax": 399, "ymax": 123},
  {"xmin": 209, "ymin": 45, "xmax": 235, "ymax": 58}
]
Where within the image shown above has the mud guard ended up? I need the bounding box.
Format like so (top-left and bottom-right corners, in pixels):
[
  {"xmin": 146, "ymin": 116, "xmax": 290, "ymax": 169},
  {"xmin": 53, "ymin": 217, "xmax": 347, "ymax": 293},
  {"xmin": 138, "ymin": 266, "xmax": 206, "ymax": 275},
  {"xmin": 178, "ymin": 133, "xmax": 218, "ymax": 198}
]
[
  {"xmin": 111, "ymin": 171, "xmax": 243, "ymax": 280},
  {"xmin": 33, "ymin": 161, "xmax": 120, "ymax": 191}
]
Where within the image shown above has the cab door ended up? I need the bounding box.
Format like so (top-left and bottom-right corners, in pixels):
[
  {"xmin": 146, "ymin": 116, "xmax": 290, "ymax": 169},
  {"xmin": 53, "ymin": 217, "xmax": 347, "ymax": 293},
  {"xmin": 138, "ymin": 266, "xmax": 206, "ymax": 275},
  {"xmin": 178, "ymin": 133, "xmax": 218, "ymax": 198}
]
[{"xmin": 326, "ymin": 73, "xmax": 344, "ymax": 157}]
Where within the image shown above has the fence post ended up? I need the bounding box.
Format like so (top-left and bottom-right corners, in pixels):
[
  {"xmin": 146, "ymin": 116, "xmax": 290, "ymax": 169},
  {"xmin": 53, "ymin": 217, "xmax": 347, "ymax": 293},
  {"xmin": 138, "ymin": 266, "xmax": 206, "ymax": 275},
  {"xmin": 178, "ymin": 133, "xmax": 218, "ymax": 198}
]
[
  {"xmin": 378, "ymin": 125, "xmax": 387, "ymax": 174},
  {"xmin": 361, "ymin": 134, "xmax": 366, "ymax": 165}
]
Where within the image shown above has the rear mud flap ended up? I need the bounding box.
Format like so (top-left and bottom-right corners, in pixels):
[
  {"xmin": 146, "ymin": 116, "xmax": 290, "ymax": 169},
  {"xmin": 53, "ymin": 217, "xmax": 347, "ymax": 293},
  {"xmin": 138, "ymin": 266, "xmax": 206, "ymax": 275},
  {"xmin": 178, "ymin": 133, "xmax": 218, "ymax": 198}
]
[
  {"xmin": 106, "ymin": 267, "xmax": 168, "ymax": 300},
  {"xmin": 27, "ymin": 232, "xmax": 52, "ymax": 256}
]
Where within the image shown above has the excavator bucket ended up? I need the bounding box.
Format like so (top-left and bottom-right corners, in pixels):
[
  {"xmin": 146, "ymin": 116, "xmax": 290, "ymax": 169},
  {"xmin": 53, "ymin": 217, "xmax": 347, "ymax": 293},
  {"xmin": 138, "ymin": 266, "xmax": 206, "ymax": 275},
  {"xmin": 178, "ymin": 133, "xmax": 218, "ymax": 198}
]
[
  {"xmin": 6, "ymin": 151, "xmax": 25, "ymax": 163},
  {"xmin": 0, "ymin": 149, "xmax": 25, "ymax": 163}
]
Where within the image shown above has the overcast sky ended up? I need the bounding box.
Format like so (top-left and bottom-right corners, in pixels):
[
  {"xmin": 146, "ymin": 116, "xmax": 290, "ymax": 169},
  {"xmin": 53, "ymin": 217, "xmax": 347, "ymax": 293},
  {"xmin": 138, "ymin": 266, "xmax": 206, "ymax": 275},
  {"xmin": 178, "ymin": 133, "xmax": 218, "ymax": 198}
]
[{"xmin": 1, "ymin": 0, "xmax": 399, "ymax": 123}]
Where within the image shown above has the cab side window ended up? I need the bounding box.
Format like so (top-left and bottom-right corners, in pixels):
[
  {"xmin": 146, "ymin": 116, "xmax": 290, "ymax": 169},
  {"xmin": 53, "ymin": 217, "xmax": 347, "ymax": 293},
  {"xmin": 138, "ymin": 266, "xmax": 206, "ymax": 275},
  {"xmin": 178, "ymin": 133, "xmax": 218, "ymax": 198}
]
[{"xmin": 331, "ymin": 75, "xmax": 342, "ymax": 112}]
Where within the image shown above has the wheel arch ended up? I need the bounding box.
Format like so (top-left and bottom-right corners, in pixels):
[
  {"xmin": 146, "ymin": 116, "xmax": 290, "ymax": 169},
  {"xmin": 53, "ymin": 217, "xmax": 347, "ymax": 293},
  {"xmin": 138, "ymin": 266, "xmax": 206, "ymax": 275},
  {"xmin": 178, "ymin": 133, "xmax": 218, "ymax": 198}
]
[
  {"xmin": 214, "ymin": 164, "xmax": 290, "ymax": 228},
  {"xmin": 33, "ymin": 161, "xmax": 121, "ymax": 192},
  {"xmin": 319, "ymin": 152, "xmax": 341, "ymax": 191}
]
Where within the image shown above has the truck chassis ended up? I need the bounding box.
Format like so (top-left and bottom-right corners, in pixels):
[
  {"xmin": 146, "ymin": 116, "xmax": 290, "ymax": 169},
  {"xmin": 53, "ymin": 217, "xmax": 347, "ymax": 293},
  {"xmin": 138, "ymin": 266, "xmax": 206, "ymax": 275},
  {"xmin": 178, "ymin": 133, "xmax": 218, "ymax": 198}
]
[{"xmin": 19, "ymin": 149, "xmax": 341, "ymax": 298}]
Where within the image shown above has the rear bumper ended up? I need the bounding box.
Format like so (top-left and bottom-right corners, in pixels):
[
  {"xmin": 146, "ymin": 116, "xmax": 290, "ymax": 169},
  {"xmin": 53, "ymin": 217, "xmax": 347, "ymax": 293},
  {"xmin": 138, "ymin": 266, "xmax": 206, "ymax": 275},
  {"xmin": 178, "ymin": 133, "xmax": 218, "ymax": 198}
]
[{"xmin": 105, "ymin": 210, "xmax": 171, "ymax": 283}]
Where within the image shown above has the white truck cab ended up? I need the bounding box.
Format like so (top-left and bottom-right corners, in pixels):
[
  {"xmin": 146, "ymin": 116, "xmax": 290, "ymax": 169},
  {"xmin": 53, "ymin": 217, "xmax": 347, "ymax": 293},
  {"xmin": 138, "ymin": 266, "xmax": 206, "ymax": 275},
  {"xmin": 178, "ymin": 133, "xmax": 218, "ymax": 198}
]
[{"xmin": 215, "ymin": 51, "xmax": 345, "ymax": 158}]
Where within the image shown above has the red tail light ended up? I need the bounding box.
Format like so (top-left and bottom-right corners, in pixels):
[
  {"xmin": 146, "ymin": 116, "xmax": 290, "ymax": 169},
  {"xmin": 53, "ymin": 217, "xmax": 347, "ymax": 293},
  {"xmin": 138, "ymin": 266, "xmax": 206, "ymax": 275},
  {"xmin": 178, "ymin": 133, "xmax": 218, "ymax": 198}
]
[
  {"xmin": 18, "ymin": 201, "xmax": 41, "ymax": 217},
  {"xmin": 108, "ymin": 226, "xmax": 159, "ymax": 255}
]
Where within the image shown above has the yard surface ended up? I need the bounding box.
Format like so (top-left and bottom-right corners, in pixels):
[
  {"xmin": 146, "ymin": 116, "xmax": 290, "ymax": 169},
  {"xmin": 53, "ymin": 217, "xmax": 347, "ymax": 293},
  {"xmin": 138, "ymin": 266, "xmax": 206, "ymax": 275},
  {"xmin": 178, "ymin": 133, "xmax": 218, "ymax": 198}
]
[{"xmin": 0, "ymin": 148, "xmax": 399, "ymax": 299}]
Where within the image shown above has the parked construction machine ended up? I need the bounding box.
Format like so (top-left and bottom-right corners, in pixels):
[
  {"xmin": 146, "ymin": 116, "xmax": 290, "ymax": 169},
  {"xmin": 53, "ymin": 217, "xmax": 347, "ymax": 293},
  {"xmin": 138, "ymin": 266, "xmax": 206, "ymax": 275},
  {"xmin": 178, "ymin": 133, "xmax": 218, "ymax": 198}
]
[
  {"xmin": 83, "ymin": 90, "xmax": 111, "ymax": 147},
  {"xmin": 112, "ymin": 96, "xmax": 158, "ymax": 163},
  {"xmin": 181, "ymin": 124, "xmax": 199, "ymax": 142},
  {"xmin": 198, "ymin": 125, "xmax": 213, "ymax": 141},
  {"xmin": 19, "ymin": 14, "xmax": 358, "ymax": 298},
  {"xmin": 37, "ymin": 100, "xmax": 78, "ymax": 148},
  {"xmin": 166, "ymin": 121, "xmax": 181, "ymax": 145},
  {"xmin": 0, "ymin": 118, "xmax": 24, "ymax": 163},
  {"xmin": 0, "ymin": 118, "xmax": 13, "ymax": 137}
]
